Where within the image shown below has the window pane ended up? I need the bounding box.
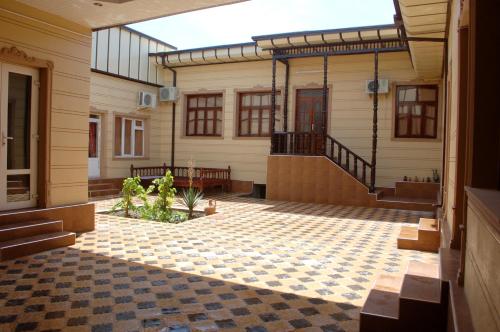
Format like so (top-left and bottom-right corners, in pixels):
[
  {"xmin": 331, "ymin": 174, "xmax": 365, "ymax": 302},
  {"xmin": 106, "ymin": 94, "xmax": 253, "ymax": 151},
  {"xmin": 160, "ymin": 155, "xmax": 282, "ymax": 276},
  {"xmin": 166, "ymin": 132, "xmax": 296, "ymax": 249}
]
[
  {"xmin": 135, "ymin": 120, "xmax": 143, "ymax": 127},
  {"xmin": 261, "ymin": 118, "xmax": 270, "ymax": 135},
  {"xmin": 188, "ymin": 111, "xmax": 195, "ymax": 120},
  {"xmin": 242, "ymin": 95, "xmax": 250, "ymax": 106},
  {"xmin": 189, "ymin": 97, "xmax": 197, "ymax": 108},
  {"xmin": 124, "ymin": 119, "xmax": 132, "ymax": 155},
  {"xmin": 250, "ymin": 110, "xmax": 259, "ymax": 135},
  {"xmin": 188, "ymin": 121, "xmax": 195, "ymax": 135},
  {"xmin": 425, "ymin": 119, "xmax": 435, "ymax": 136},
  {"xmin": 198, "ymin": 97, "xmax": 206, "ymax": 107},
  {"xmin": 419, "ymin": 88, "xmax": 437, "ymax": 101},
  {"xmin": 7, "ymin": 174, "xmax": 30, "ymax": 202},
  {"xmin": 399, "ymin": 87, "xmax": 417, "ymax": 102},
  {"xmin": 252, "ymin": 95, "xmax": 260, "ymax": 106},
  {"xmin": 240, "ymin": 110, "xmax": 249, "ymax": 121},
  {"xmin": 206, "ymin": 110, "xmax": 214, "ymax": 120},
  {"xmin": 197, "ymin": 120, "xmax": 204, "ymax": 134},
  {"xmin": 216, "ymin": 96, "xmax": 223, "ymax": 107},
  {"xmin": 134, "ymin": 129, "xmax": 143, "ymax": 156},
  {"xmin": 114, "ymin": 117, "xmax": 122, "ymax": 156},
  {"xmin": 275, "ymin": 94, "xmax": 281, "ymax": 106},
  {"xmin": 216, "ymin": 120, "xmax": 222, "ymax": 135},
  {"xmin": 216, "ymin": 110, "xmax": 222, "ymax": 120},
  {"xmin": 207, "ymin": 97, "xmax": 215, "ymax": 107},
  {"xmin": 411, "ymin": 117, "xmax": 421, "ymax": 136},
  {"xmin": 206, "ymin": 119, "xmax": 214, "ymax": 134},
  {"xmin": 426, "ymin": 105, "xmax": 436, "ymax": 118},
  {"xmin": 261, "ymin": 94, "xmax": 270, "ymax": 106},
  {"xmin": 398, "ymin": 117, "xmax": 408, "ymax": 136},
  {"xmin": 413, "ymin": 105, "xmax": 422, "ymax": 116},
  {"xmin": 240, "ymin": 119, "xmax": 249, "ymax": 135}
]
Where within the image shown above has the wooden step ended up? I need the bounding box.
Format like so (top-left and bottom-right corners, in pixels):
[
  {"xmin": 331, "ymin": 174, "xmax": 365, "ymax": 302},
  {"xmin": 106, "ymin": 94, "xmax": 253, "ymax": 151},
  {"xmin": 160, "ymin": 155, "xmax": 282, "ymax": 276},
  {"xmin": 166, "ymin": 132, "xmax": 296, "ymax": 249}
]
[
  {"xmin": 360, "ymin": 274, "xmax": 403, "ymax": 332},
  {"xmin": 88, "ymin": 188, "xmax": 121, "ymax": 198},
  {"xmin": 0, "ymin": 231, "xmax": 75, "ymax": 261},
  {"xmin": 0, "ymin": 220, "xmax": 63, "ymax": 242},
  {"xmin": 397, "ymin": 218, "xmax": 440, "ymax": 252},
  {"xmin": 399, "ymin": 261, "xmax": 444, "ymax": 332}
]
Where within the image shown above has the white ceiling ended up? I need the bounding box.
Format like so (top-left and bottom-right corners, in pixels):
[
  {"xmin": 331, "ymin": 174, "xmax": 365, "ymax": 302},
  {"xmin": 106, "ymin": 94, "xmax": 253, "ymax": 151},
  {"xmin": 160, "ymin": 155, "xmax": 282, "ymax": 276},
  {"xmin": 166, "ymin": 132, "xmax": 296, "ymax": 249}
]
[{"xmin": 17, "ymin": 0, "xmax": 246, "ymax": 29}]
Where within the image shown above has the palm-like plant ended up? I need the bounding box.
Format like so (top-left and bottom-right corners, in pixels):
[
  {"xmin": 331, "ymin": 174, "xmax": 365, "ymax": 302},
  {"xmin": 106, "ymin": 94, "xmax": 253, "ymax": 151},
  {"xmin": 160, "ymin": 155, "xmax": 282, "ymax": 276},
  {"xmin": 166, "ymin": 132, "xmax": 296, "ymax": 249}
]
[{"xmin": 182, "ymin": 187, "xmax": 203, "ymax": 219}]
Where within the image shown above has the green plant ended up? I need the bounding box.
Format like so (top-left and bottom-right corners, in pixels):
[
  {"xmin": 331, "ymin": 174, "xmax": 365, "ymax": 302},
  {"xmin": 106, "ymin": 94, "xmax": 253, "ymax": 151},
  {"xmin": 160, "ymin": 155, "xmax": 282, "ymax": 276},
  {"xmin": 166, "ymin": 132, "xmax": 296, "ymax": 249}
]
[
  {"xmin": 139, "ymin": 170, "xmax": 177, "ymax": 222},
  {"xmin": 112, "ymin": 176, "xmax": 145, "ymax": 217},
  {"xmin": 182, "ymin": 187, "xmax": 203, "ymax": 219}
]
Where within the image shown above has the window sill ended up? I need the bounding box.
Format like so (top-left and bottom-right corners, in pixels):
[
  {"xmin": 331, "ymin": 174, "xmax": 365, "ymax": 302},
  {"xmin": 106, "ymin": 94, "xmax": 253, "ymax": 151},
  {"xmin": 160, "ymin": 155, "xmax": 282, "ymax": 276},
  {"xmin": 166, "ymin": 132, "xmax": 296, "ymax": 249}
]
[
  {"xmin": 112, "ymin": 156, "xmax": 150, "ymax": 161},
  {"xmin": 390, "ymin": 137, "xmax": 442, "ymax": 143},
  {"xmin": 233, "ymin": 136, "xmax": 271, "ymax": 140},
  {"xmin": 181, "ymin": 136, "xmax": 224, "ymax": 140}
]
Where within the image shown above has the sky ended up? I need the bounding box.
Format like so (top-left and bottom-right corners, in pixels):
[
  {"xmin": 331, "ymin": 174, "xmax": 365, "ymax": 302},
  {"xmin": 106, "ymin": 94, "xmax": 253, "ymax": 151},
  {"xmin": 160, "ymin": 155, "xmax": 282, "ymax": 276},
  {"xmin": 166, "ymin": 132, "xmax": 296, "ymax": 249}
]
[{"xmin": 128, "ymin": 0, "xmax": 396, "ymax": 50}]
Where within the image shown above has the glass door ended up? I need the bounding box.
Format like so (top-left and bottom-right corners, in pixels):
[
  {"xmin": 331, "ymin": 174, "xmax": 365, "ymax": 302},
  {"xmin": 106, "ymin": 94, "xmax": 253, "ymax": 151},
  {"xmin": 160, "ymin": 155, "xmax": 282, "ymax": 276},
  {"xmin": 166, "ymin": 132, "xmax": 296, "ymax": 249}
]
[
  {"xmin": 295, "ymin": 89, "xmax": 328, "ymax": 154},
  {"xmin": 0, "ymin": 63, "xmax": 39, "ymax": 210},
  {"xmin": 88, "ymin": 116, "xmax": 100, "ymax": 178}
]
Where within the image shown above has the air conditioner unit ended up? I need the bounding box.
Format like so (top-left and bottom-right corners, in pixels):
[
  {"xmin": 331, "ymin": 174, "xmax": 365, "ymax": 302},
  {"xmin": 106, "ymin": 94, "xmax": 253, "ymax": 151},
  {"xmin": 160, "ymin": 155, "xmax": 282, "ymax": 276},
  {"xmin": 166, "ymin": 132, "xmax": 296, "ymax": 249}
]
[
  {"xmin": 138, "ymin": 91, "xmax": 156, "ymax": 108},
  {"xmin": 366, "ymin": 79, "xmax": 389, "ymax": 94},
  {"xmin": 159, "ymin": 86, "xmax": 178, "ymax": 102}
]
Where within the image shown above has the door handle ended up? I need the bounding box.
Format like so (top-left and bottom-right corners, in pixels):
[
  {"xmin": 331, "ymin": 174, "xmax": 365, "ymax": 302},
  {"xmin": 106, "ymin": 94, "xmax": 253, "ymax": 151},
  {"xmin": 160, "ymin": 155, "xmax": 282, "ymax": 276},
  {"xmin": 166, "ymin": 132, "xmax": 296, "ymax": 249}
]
[{"xmin": 2, "ymin": 132, "xmax": 13, "ymax": 145}]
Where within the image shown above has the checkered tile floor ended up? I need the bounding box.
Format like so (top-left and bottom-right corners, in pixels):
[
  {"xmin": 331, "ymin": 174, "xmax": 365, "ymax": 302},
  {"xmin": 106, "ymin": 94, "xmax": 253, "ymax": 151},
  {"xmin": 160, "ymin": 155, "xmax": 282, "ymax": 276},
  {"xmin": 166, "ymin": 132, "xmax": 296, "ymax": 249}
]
[{"xmin": 0, "ymin": 194, "xmax": 437, "ymax": 332}]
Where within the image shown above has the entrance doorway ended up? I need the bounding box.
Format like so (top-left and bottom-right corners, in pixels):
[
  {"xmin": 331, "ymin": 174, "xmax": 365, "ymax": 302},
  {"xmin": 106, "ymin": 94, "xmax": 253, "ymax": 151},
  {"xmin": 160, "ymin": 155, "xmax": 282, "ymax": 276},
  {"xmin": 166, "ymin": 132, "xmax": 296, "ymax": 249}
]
[
  {"xmin": 0, "ymin": 63, "xmax": 39, "ymax": 210},
  {"xmin": 88, "ymin": 115, "xmax": 100, "ymax": 178},
  {"xmin": 295, "ymin": 88, "xmax": 328, "ymax": 154}
]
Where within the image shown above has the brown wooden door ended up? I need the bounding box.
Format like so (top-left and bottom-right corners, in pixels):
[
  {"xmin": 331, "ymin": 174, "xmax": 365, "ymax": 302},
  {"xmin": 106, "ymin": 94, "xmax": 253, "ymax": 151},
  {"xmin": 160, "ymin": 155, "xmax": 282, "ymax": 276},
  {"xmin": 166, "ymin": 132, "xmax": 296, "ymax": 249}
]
[{"xmin": 295, "ymin": 89, "xmax": 327, "ymax": 154}]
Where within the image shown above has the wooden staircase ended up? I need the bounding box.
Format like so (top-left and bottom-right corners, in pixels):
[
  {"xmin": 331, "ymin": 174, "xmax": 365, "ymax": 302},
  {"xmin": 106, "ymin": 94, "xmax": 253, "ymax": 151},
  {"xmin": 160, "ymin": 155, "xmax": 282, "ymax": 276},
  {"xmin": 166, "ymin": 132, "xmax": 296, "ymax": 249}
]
[
  {"xmin": 0, "ymin": 220, "xmax": 75, "ymax": 261},
  {"xmin": 360, "ymin": 260, "xmax": 446, "ymax": 332},
  {"xmin": 397, "ymin": 218, "xmax": 440, "ymax": 252}
]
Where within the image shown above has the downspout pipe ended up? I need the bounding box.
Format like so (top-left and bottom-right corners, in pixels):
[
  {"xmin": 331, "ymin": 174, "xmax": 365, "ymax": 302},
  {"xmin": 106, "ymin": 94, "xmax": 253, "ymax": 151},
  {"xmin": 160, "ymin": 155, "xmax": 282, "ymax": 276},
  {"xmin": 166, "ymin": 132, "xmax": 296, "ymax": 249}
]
[{"xmin": 160, "ymin": 56, "xmax": 177, "ymax": 169}]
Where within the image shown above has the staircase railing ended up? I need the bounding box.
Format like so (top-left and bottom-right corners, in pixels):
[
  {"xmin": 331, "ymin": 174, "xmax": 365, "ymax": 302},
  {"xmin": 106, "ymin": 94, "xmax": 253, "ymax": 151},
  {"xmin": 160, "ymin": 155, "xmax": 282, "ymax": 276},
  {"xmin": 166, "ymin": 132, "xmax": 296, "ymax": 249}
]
[
  {"xmin": 324, "ymin": 134, "xmax": 374, "ymax": 191},
  {"xmin": 271, "ymin": 132, "xmax": 374, "ymax": 191},
  {"xmin": 271, "ymin": 132, "xmax": 326, "ymax": 155}
]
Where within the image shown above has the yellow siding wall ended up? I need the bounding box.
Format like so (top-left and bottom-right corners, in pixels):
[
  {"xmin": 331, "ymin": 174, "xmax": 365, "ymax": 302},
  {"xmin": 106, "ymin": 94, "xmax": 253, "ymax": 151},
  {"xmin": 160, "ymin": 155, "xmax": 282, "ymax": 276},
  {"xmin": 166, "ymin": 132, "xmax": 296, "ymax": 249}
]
[
  {"xmin": 163, "ymin": 52, "xmax": 443, "ymax": 187},
  {"xmin": 443, "ymin": 0, "xmax": 460, "ymax": 241},
  {"xmin": 0, "ymin": 4, "xmax": 91, "ymax": 206},
  {"xmin": 90, "ymin": 72, "xmax": 171, "ymax": 178}
]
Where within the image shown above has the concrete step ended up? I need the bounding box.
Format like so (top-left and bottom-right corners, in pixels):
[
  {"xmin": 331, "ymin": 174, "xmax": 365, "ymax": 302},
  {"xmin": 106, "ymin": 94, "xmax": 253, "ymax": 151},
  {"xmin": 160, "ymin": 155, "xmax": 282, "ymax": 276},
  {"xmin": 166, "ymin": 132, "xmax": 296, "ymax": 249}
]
[
  {"xmin": 360, "ymin": 274, "xmax": 403, "ymax": 332},
  {"xmin": 0, "ymin": 220, "xmax": 63, "ymax": 242},
  {"xmin": 0, "ymin": 231, "xmax": 75, "ymax": 261}
]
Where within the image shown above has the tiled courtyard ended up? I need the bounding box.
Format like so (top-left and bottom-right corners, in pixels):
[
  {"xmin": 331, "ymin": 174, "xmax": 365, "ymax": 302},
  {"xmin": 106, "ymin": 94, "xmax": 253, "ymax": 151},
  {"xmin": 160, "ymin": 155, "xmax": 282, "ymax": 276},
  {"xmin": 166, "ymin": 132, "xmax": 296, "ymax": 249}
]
[{"xmin": 0, "ymin": 195, "xmax": 437, "ymax": 332}]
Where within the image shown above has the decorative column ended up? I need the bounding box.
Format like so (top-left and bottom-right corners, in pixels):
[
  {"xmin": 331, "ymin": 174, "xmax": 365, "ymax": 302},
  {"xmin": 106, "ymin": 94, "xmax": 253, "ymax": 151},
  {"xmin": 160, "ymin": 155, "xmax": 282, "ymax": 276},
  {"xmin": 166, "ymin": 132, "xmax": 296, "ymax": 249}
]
[
  {"xmin": 283, "ymin": 60, "xmax": 289, "ymax": 132},
  {"xmin": 370, "ymin": 50, "xmax": 379, "ymax": 192},
  {"xmin": 271, "ymin": 54, "xmax": 277, "ymax": 153}
]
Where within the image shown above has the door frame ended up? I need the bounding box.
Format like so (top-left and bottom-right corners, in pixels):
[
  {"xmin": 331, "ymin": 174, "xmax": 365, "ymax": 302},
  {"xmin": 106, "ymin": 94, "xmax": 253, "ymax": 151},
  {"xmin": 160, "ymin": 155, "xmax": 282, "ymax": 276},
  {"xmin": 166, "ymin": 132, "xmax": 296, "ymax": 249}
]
[
  {"xmin": 0, "ymin": 46, "xmax": 54, "ymax": 209},
  {"xmin": 0, "ymin": 63, "xmax": 39, "ymax": 210},
  {"xmin": 88, "ymin": 115, "xmax": 101, "ymax": 179}
]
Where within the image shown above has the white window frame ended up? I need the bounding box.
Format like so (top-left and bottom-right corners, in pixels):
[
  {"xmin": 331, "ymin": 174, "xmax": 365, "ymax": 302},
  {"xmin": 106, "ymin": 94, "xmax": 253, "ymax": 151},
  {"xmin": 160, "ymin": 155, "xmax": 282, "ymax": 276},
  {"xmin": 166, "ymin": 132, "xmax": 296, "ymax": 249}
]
[{"xmin": 115, "ymin": 116, "xmax": 144, "ymax": 158}]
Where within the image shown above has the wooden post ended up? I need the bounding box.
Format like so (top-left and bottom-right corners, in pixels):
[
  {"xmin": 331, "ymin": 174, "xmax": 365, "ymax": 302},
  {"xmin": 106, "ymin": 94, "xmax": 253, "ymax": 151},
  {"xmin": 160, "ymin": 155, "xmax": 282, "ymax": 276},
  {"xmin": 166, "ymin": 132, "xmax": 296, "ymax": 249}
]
[
  {"xmin": 271, "ymin": 54, "xmax": 277, "ymax": 153},
  {"xmin": 322, "ymin": 54, "xmax": 328, "ymax": 155},
  {"xmin": 283, "ymin": 60, "xmax": 289, "ymax": 132},
  {"xmin": 370, "ymin": 50, "xmax": 379, "ymax": 193}
]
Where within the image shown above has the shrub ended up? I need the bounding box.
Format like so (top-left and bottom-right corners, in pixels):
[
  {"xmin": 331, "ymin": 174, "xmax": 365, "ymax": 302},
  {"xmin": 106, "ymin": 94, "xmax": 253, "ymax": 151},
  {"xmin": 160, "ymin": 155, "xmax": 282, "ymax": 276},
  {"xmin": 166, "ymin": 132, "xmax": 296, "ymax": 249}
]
[
  {"xmin": 112, "ymin": 176, "xmax": 145, "ymax": 217},
  {"xmin": 139, "ymin": 170, "xmax": 177, "ymax": 222}
]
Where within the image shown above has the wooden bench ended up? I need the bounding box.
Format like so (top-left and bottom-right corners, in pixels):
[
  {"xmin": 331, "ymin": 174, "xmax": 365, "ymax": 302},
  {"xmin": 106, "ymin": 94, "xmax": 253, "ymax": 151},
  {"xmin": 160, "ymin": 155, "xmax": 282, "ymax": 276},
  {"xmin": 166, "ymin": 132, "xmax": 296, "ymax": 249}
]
[{"xmin": 130, "ymin": 163, "xmax": 231, "ymax": 192}]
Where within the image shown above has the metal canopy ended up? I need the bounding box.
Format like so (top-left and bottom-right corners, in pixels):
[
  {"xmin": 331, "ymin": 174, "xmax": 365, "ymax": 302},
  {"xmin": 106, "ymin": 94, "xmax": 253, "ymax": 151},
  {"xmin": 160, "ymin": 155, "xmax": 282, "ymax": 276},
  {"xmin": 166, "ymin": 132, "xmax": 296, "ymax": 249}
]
[{"xmin": 150, "ymin": 24, "xmax": 410, "ymax": 67}]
